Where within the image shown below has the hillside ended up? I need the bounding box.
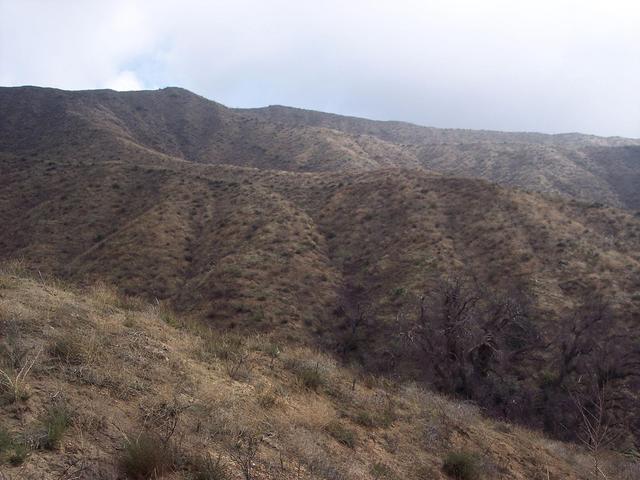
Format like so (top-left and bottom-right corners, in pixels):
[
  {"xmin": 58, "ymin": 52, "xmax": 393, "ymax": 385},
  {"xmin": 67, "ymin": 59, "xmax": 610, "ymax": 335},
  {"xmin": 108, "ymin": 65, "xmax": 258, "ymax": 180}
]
[
  {"xmin": 1, "ymin": 86, "xmax": 640, "ymax": 476},
  {"xmin": 2, "ymin": 151, "xmax": 639, "ymax": 330},
  {"xmin": 1, "ymin": 267, "xmax": 638, "ymax": 479},
  {"xmin": 238, "ymin": 105, "xmax": 640, "ymax": 210},
  {"xmin": 2, "ymin": 139, "xmax": 640, "ymax": 444},
  {"xmin": 1, "ymin": 86, "xmax": 639, "ymax": 209}
]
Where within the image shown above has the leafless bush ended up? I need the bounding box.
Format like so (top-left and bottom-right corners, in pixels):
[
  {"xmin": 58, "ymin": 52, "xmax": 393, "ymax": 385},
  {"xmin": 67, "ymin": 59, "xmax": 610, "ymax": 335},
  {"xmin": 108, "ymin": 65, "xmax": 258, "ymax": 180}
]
[
  {"xmin": 140, "ymin": 396, "xmax": 191, "ymax": 445},
  {"xmin": 226, "ymin": 349, "xmax": 253, "ymax": 382},
  {"xmin": 572, "ymin": 383, "xmax": 619, "ymax": 480},
  {"xmin": 0, "ymin": 344, "xmax": 42, "ymax": 403},
  {"xmin": 228, "ymin": 431, "xmax": 260, "ymax": 480},
  {"xmin": 403, "ymin": 275, "xmax": 536, "ymax": 398}
]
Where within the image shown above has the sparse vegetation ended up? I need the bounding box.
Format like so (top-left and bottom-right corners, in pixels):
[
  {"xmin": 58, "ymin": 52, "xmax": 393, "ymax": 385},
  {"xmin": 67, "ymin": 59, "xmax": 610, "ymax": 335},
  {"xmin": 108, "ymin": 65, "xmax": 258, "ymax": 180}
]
[
  {"xmin": 189, "ymin": 453, "xmax": 230, "ymax": 480},
  {"xmin": 298, "ymin": 365, "xmax": 324, "ymax": 391},
  {"xmin": 200, "ymin": 331, "xmax": 246, "ymax": 362},
  {"xmin": 9, "ymin": 442, "xmax": 28, "ymax": 466},
  {"xmin": 228, "ymin": 432, "xmax": 260, "ymax": 480},
  {"xmin": 49, "ymin": 333, "xmax": 86, "ymax": 365},
  {"xmin": 0, "ymin": 426, "xmax": 12, "ymax": 455},
  {"xmin": 370, "ymin": 462, "xmax": 394, "ymax": 479},
  {"xmin": 1, "ymin": 86, "xmax": 640, "ymax": 479},
  {"xmin": 0, "ymin": 345, "xmax": 41, "ymax": 403},
  {"xmin": 0, "ymin": 267, "xmax": 633, "ymax": 479}
]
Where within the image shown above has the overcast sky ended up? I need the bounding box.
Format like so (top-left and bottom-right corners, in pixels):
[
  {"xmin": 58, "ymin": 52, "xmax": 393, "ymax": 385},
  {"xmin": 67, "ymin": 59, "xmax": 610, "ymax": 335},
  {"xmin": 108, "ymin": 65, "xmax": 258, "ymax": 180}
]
[{"xmin": 1, "ymin": 0, "xmax": 639, "ymax": 137}]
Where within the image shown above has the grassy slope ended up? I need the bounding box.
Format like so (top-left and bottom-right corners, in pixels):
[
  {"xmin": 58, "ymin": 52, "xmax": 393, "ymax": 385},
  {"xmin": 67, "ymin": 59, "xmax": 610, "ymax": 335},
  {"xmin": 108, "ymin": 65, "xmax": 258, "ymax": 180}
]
[
  {"xmin": 1, "ymin": 147, "xmax": 639, "ymax": 331},
  {"xmin": 2, "ymin": 267, "xmax": 637, "ymax": 480}
]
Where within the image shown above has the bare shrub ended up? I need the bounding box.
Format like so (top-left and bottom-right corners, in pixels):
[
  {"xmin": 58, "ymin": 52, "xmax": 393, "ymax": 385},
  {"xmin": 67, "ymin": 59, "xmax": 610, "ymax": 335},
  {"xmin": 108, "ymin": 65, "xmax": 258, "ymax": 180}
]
[
  {"xmin": 0, "ymin": 344, "xmax": 42, "ymax": 403},
  {"xmin": 325, "ymin": 420, "xmax": 357, "ymax": 448},
  {"xmin": 572, "ymin": 383, "xmax": 619, "ymax": 480},
  {"xmin": 228, "ymin": 431, "xmax": 260, "ymax": 480}
]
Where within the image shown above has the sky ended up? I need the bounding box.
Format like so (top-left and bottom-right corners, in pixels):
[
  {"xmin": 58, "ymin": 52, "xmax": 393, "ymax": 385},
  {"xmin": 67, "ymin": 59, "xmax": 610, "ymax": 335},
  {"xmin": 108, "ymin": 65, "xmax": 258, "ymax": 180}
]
[{"xmin": 1, "ymin": 0, "xmax": 639, "ymax": 137}]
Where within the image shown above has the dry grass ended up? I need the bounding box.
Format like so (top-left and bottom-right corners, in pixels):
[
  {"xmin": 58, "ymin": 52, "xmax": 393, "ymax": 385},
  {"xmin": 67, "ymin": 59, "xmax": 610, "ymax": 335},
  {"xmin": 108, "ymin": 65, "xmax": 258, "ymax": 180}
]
[
  {"xmin": 3, "ymin": 86, "xmax": 638, "ymax": 478},
  {"xmin": 0, "ymin": 270, "xmax": 633, "ymax": 479}
]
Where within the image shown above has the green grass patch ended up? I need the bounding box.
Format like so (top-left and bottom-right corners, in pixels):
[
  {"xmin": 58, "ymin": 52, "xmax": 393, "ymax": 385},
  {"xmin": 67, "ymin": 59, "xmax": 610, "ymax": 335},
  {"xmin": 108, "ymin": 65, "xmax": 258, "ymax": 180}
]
[
  {"xmin": 41, "ymin": 403, "xmax": 72, "ymax": 450},
  {"xmin": 9, "ymin": 442, "xmax": 28, "ymax": 466}
]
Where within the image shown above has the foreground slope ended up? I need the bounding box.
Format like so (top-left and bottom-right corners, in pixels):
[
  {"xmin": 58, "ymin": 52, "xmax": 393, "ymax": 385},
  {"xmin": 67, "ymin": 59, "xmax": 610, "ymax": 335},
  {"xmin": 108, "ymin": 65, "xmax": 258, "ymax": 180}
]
[{"xmin": 1, "ymin": 268, "xmax": 637, "ymax": 479}]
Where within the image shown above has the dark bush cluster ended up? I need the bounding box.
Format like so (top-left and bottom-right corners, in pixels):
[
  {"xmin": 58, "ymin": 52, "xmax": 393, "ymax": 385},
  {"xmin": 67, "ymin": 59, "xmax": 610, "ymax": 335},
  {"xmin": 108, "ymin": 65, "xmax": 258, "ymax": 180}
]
[{"xmin": 399, "ymin": 275, "xmax": 640, "ymax": 447}]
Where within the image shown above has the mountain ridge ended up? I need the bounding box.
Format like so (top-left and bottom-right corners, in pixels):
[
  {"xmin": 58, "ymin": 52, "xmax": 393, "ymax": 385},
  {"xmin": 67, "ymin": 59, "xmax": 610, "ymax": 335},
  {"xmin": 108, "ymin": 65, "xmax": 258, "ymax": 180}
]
[{"xmin": 2, "ymin": 85, "xmax": 639, "ymax": 209}]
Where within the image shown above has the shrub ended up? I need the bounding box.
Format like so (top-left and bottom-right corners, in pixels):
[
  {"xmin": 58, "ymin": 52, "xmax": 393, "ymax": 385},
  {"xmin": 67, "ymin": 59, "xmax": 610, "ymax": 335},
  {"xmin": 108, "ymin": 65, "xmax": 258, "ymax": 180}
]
[
  {"xmin": 121, "ymin": 432, "xmax": 173, "ymax": 479},
  {"xmin": 352, "ymin": 404, "xmax": 396, "ymax": 429},
  {"xmin": 200, "ymin": 332, "xmax": 245, "ymax": 362},
  {"xmin": 41, "ymin": 403, "xmax": 71, "ymax": 450},
  {"xmin": 9, "ymin": 442, "xmax": 28, "ymax": 465},
  {"xmin": 442, "ymin": 451, "xmax": 480, "ymax": 480},
  {"xmin": 0, "ymin": 426, "xmax": 12, "ymax": 453},
  {"xmin": 285, "ymin": 355, "xmax": 335, "ymax": 392},
  {"xmin": 390, "ymin": 287, "xmax": 406, "ymax": 299},
  {"xmin": 225, "ymin": 352, "xmax": 252, "ymax": 382},
  {"xmin": 49, "ymin": 334, "xmax": 85, "ymax": 365},
  {"xmin": 0, "ymin": 344, "xmax": 41, "ymax": 403},
  {"xmin": 325, "ymin": 421, "xmax": 356, "ymax": 448},
  {"xmin": 257, "ymin": 386, "xmax": 280, "ymax": 409},
  {"xmin": 255, "ymin": 340, "xmax": 280, "ymax": 367},
  {"xmin": 189, "ymin": 453, "xmax": 230, "ymax": 480},
  {"xmin": 354, "ymin": 410, "xmax": 377, "ymax": 428},
  {"xmin": 158, "ymin": 306, "xmax": 180, "ymax": 328},
  {"xmin": 297, "ymin": 365, "xmax": 324, "ymax": 391},
  {"xmin": 370, "ymin": 462, "xmax": 394, "ymax": 479},
  {"xmin": 123, "ymin": 312, "xmax": 137, "ymax": 328}
]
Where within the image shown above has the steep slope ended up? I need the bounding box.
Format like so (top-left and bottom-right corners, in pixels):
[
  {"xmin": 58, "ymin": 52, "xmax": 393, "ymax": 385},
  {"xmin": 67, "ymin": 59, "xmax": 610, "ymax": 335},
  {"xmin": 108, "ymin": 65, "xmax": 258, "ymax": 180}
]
[
  {"xmin": 1, "ymin": 86, "xmax": 640, "ymax": 453},
  {"xmin": 0, "ymin": 86, "xmax": 419, "ymax": 173},
  {"xmin": 2, "ymin": 151, "xmax": 639, "ymax": 329},
  {"xmin": 1, "ymin": 269, "xmax": 637, "ymax": 480}
]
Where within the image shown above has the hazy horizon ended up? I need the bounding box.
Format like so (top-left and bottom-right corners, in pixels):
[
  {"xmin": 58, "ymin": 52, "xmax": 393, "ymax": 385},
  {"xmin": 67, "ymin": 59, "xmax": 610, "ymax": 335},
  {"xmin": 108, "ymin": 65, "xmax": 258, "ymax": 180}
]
[{"xmin": 1, "ymin": 0, "xmax": 639, "ymax": 138}]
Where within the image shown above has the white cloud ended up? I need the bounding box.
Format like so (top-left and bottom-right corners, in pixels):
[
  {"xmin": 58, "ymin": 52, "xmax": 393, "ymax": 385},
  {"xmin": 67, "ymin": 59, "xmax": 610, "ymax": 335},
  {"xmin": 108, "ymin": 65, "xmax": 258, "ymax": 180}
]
[
  {"xmin": 1, "ymin": 0, "xmax": 639, "ymax": 137},
  {"xmin": 105, "ymin": 70, "xmax": 144, "ymax": 91}
]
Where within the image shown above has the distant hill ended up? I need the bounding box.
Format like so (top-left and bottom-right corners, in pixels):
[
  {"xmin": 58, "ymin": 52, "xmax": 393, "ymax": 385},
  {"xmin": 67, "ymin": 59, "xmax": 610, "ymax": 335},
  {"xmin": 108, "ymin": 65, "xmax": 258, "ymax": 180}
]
[
  {"xmin": 2, "ymin": 86, "xmax": 639, "ymax": 208},
  {"xmin": 238, "ymin": 104, "xmax": 640, "ymax": 210}
]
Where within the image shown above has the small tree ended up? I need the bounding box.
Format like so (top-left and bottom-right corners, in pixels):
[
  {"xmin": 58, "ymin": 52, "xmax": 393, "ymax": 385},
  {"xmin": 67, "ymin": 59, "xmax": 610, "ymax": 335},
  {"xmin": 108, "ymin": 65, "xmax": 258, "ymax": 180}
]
[
  {"xmin": 228, "ymin": 431, "xmax": 260, "ymax": 480},
  {"xmin": 334, "ymin": 300, "xmax": 372, "ymax": 360},
  {"xmin": 404, "ymin": 275, "xmax": 533, "ymax": 398},
  {"xmin": 572, "ymin": 382, "xmax": 619, "ymax": 480}
]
